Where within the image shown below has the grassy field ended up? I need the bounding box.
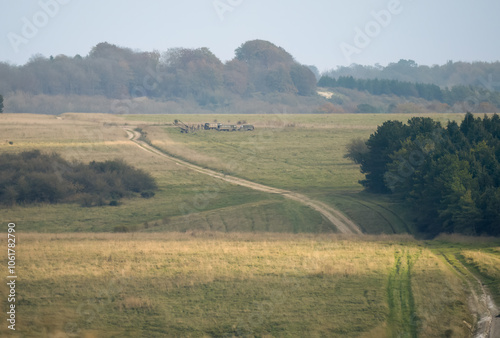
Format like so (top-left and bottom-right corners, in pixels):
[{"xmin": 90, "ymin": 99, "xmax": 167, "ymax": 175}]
[
  {"xmin": 0, "ymin": 114, "xmax": 329, "ymax": 233},
  {"xmin": 1, "ymin": 112, "xmax": 498, "ymax": 337},
  {"xmin": 1, "ymin": 232, "xmax": 487, "ymax": 337},
  {"xmin": 127, "ymin": 112, "xmax": 469, "ymax": 192},
  {"xmin": 0, "ymin": 112, "xmax": 473, "ymax": 234},
  {"xmin": 461, "ymin": 250, "xmax": 500, "ymax": 305},
  {"xmin": 435, "ymin": 237, "xmax": 500, "ymax": 306},
  {"xmin": 127, "ymin": 113, "xmax": 470, "ymax": 234}
]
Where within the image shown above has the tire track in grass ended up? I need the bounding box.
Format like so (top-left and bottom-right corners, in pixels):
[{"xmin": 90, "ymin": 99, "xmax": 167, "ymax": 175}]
[
  {"xmin": 344, "ymin": 194, "xmax": 412, "ymax": 234},
  {"xmin": 368, "ymin": 200, "xmax": 412, "ymax": 233},
  {"xmin": 125, "ymin": 128, "xmax": 362, "ymax": 234},
  {"xmin": 345, "ymin": 196, "xmax": 397, "ymax": 234},
  {"xmin": 438, "ymin": 250, "xmax": 499, "ymax": 338},
  {"xmin": 387, "ymin": 250, "xmax": 419, "ymax": 338}
]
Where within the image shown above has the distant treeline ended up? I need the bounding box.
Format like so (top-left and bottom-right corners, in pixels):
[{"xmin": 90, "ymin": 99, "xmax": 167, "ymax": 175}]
[
  {"xmin": 0, "ymin": 40, "xmax": 316, "ymax": 111},
  {"xmin": 324, "ymin": 59, "xmax": 500, "ymax": 90},
  {"xmin": 0, "ymin": 150, "xmax": 157, "ymax": 206},
  {"xmin": 346, "ymin": 113, "xmax": 500, "ymax": 236},
  {"xmin": 318, "ymin": 75, "xmax": 500, "ymax": 108}
]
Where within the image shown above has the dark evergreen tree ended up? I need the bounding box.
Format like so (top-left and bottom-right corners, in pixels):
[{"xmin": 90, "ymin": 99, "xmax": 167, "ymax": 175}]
[
  {"xmin": 347, "ymin": 113, "xmax": 500, "ymax": 236},
  {"xmin": 318, "ymin": 75, "xmax": 500, "ymax": 109},
  {"xmin": 360, "ymin": 120, "xmax": 409, "ymax": 193}
]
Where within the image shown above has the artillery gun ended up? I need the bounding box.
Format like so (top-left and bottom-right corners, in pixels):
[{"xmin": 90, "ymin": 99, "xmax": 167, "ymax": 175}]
[{"xmin": 174, "ymin": 120, "xmax": 190, "ymax": 133}]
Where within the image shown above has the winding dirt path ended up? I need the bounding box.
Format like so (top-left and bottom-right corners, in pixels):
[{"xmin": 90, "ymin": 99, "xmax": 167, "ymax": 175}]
[
  {"xmin": 125, "ymin": 128, "xmax": 362, "ymax": 234},
  {"xmin": 457, "ymin": 260, "xmax": 500, "ymax": 338},
  {"xmin": 439, "ymin": 251, "xmax": 500, "ymax": 338}
]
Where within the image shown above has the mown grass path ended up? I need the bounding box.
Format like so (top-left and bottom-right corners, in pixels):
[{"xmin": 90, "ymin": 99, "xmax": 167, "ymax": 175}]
[
  {"xmin": 125, "ymin": 128, "xmax": 362, "ymax": 234},
  {"xmin": 387, "ymin": 250, "xmax": 420, "ymax": 338}
]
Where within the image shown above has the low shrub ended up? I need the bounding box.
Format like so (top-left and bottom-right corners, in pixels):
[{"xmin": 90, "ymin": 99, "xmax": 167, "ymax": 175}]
[{"xmin": 0, "ymin": 150, "xmax": 157, "ymax": 207}]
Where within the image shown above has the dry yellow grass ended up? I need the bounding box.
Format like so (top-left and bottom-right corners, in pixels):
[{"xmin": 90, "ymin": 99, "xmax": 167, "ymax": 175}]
[
  {"xmin": 1, "ymin": 113, "xmax": 289, "ymax": 233},
  {"xmin": 461, "ymin": 250, "xmax": 500, "ymax": 275},
  {"xmin": 18, "ymin": 232, "xmax": 401, "ymax": 282},
  {"xmin": 0, "ymin": 113, "xmax": 492, "ymax": 336},
  {"xmin": 411, "ymin": 250, "xmax": 472, "ymax": 337},
  {"xmin": 0, "ymin": 232, "xmax": 474, "ymax": 337},
  {"xmin": 460, "ymin": 250, "xmax": 500, "ymax": 305}
]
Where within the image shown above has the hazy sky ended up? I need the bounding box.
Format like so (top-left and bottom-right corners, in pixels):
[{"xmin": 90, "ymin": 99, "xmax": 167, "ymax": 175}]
[{"xmin": 1, "ymin": 0, "xmax": 499, "ymax": 71}]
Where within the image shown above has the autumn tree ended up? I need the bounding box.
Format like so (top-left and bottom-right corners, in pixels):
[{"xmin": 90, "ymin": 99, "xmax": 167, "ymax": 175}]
[
  {"xmin": 290, "ymin": 64, "xmax": 317, "ymax": 96},
  {"xmin": 235, "ymin": 39, "xmax": 295, "ymax": 67},
  {"xmin": 223, "ymin": 59, "xmax": 248, "ymax": 95},
  {"xmin": 234, "ymin": 40, "xmax": 316, "ymax": 95},
  {"xmin": 0, "ymin": 39, "xmax": 318, "ymax": 111},
  {"xmin": 159, "ymin": 47, "xmax": 224, "ymax": 105}
]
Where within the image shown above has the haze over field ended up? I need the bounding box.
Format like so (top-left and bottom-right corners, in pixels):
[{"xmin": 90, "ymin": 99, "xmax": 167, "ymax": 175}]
[
  {"xmin": 1, "ymin": 0, "xmax": 500, "ymax": 70},
  {"xmin": 2, "ymin": 1, "xmax": 500, "ymax": 337}
]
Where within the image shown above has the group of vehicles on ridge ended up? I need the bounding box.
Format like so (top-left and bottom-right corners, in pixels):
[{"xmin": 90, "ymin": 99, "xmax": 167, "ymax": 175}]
[
  {"xmin": 174, "ymin": 120, "xmax": 254, "ymax": 133},
  {"xmin": 203, "ymin": 122, "xmax": 254, "ymax": 131}
]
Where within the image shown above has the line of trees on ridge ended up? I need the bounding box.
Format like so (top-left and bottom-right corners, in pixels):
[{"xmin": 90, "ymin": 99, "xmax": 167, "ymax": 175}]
[
  {"xmin": 318, "ymin": 75, "xmax": 500, "ymax": 109},
  {"xmin": 0, "ymin": 40, "xmax": 317, "ymax": 110},
  {"xmin": 323, "ymin": 59, "xmax": 500, "ymax": 89}
]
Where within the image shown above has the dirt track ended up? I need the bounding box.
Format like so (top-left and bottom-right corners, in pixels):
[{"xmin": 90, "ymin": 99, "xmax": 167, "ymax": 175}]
[
  {"xmin": 442, "ymin": 253, "xmax": 500, "ymax": 338},
  {"xmin": 125, "ymin": 129, "xmax": 362, "ymax": 234},
  {"xmin": 491, "ymin": 316, "xmax": 500, "ymax": 338},
  {"xmin": 126, "ymin": 127, "xmax": 500, "ymax": 335},
  {"xmin": 462, "ymin": 259, "xmax": 500, "ymax": 338}
]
